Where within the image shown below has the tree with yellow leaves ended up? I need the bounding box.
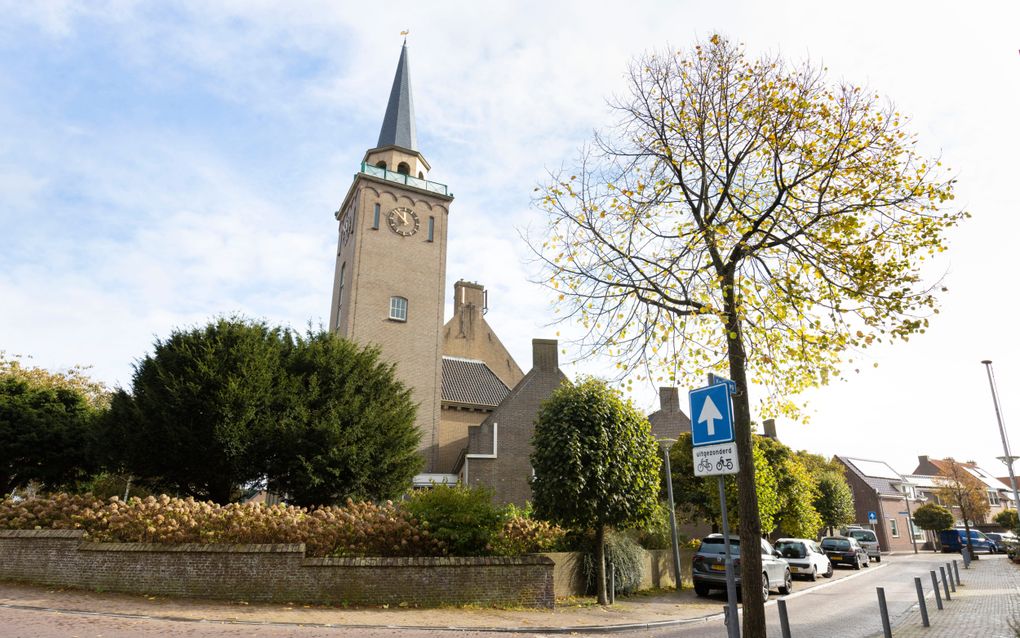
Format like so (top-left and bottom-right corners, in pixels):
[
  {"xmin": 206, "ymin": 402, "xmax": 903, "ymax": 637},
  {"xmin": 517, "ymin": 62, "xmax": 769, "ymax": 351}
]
[{"xmin": 531, "ymin": 35, "xmax": 964, "ymax": 635}]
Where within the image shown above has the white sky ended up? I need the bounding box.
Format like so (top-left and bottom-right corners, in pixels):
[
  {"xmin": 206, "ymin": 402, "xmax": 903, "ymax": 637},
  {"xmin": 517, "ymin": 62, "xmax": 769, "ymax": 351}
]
[{"xmin": 1, "ymin": 0, "xmax": 1018, "ymax": 481}]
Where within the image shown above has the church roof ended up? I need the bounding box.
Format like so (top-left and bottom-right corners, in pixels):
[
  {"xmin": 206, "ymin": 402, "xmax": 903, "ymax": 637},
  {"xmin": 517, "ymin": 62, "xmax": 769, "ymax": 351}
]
[
  {"xmin": 441, "ymin": 356, "xmax": 510, "ymax": 407},
  {"xmin": 377, "ymin": 42, "xmax": 417, "ymax": 151}
]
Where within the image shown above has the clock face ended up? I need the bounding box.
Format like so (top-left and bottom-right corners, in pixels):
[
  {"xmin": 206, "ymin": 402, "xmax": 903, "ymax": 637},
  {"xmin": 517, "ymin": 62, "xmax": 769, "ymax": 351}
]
[{"xmin": 387, "ymin": 207, "xmax": 420, "ymax": 236}]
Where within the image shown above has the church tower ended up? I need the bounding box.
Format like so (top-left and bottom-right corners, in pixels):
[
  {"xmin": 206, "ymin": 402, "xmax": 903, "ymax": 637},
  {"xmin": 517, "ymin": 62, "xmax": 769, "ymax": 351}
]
[{"xmin": 329, "ymin": 42, "xmax": 452, "ymax": 472}]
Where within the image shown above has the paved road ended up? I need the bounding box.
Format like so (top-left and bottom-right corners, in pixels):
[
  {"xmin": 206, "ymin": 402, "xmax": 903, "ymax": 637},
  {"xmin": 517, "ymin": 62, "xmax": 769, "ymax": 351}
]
[{"xmin": 0, "ymin": 553, "xmax": 1002, "ymax": 637}]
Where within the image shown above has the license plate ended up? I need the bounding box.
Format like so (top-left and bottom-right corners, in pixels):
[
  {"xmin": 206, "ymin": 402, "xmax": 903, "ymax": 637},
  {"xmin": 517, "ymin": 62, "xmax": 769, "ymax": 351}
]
[
  {"xmin": 711, "ymin": 564, "xmax": 726, "ymax": 572},
  {"xmin": 830, "ymin": 554, "xmax": 842, "ymax": 560},
  {"xmin": 790, "ymin": 566, "xmax": 802, "ymax": 572}
]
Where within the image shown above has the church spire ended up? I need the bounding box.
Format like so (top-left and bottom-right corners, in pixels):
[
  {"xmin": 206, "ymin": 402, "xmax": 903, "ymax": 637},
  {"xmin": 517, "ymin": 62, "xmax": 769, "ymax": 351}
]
[{"xmin": 377, "ymin": 42, "xmax": 417, "ymax": 151}]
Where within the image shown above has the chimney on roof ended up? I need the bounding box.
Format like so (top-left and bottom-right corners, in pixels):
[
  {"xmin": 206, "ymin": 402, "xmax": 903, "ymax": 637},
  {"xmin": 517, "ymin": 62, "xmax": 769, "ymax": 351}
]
[
  {"xmin": 659, "ymin": 387, "xmax": 679, "ymax": 412},
  {"xmin": 453, "ymin": 280, "xmax": 486, "ymax": 314},
  {"xmin": 763, "ymin": 419, "xmax": 777, "ymax": 440},
  {"xmin": 533, "ymin": 339, "xmax": 558, "ymax": 372},
  {"xmin": 918, "ymin": 455, "xmax": 930, "ymax": 466}
]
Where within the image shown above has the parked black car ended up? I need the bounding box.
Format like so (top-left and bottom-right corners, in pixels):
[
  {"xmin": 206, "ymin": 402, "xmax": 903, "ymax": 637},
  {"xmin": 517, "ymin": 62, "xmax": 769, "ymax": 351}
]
[{"xmin": 820, "ymin": 536, "xmax": 870, "ymax": 569}]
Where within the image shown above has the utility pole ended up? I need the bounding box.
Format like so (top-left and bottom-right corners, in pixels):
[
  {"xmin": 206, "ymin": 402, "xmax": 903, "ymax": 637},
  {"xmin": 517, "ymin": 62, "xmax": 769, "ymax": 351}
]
[{"xmin": 982, "ymin": 361, "xmax": 1020, "ymax": 517}]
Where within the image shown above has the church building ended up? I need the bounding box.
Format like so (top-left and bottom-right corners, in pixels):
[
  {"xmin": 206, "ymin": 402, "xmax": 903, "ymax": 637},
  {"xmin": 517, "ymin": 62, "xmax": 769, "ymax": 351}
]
[{"xmin": 330, "ymin": 42, "xmax": 685, "ymax": 505}]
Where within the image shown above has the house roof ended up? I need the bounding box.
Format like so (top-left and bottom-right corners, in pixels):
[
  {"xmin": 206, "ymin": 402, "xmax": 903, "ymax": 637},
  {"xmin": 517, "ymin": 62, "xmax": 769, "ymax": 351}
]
[
  {"xmin": 915, "ymin": 457, "xmax": 1014, "ymax": 493},
  {"xmin": 838, "ymin": 456, "xmax": 906, "ymax": 497},
  {"xmin": 441, "ymin": 356, "xmax": 510, "ymax": 407}
]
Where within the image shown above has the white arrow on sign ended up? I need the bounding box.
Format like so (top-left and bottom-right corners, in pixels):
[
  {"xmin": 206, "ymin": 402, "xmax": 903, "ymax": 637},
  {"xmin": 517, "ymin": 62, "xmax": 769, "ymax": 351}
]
[{"xmin": 698, "ymin": 396, "xmax": 723, "ymax": 436}]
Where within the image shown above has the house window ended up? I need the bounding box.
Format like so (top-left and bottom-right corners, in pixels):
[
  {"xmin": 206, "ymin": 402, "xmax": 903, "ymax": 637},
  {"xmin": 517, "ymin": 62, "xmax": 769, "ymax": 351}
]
[
  {"xmin": 373, "ymin": 203, "xmax": 380, "ymax": 229},
  {"xmin": 989, "ymin": 491, "xmax": 1001, "ymax": 506},
  {"xmin": 389, "ymin": 296, "xmax": 408, "ymax": 322},
  {"xmin": 890, "ymin": 519, "xmax": 899, "ymax": 538},
  {"xmin": 427, "ymin": 216, "xmax": 435, "ymax": 242}
]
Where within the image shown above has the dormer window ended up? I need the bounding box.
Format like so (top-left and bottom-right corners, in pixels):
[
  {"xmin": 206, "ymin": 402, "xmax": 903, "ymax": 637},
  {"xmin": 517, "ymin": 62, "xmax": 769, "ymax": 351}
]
[{"xmin": 397, "ymin": 162, "xmax": 410, "ymax": 175}]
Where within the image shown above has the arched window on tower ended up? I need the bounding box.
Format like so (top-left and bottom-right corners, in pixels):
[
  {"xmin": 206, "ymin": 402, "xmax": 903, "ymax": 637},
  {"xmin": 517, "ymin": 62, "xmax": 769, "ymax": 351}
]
[
  {"xmin": 337, "ymin": 263, "xmax": 346, "ymax": 317},
  {"xmin": 418, "ymin": 171, "xmax": 424, "ymax": 179},
  {"xmin": 397, "ymin": 162, "xmax": 410, "ymax": 175},
  {"xmin": 375, "ymin": 161, "xmax": 387, "ymax": 169}
]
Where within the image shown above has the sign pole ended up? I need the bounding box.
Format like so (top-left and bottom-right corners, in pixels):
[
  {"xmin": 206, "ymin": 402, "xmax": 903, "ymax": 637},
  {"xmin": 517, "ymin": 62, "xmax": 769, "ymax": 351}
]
[{"xmin": 719, "ymin": 474, "xmax": 740, "ymax": 638}]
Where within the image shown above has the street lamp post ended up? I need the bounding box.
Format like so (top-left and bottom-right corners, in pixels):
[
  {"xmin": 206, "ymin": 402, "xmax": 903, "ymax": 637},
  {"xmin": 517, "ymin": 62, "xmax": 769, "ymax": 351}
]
[
  {"xmin": 658, "ymin": 438, "xmax": 684, "ymax": 590},
  {"xmin": 898, "ymin": 480, "xmax": 919, "ymax": 554},
  {"xmin": 981, "ymin": 361, "xmax": 1020, "ymax": 521}
]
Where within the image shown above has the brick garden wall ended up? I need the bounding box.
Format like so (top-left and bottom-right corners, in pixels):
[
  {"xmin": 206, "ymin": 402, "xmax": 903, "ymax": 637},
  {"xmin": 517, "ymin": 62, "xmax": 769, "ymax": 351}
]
[{"xmin": 0, "ymin": 530, "xmax": 554, "ymax": 608}]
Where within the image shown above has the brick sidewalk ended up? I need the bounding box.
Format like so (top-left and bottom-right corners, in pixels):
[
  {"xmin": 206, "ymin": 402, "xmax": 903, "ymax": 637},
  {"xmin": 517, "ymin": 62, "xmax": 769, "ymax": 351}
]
[{"xmin": 886, "ymin": 555, "xmax": 1020, "ymax": 637}]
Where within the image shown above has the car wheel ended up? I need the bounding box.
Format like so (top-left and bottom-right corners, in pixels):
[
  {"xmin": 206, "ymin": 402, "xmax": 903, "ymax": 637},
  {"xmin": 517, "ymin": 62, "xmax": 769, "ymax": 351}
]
[
  {"xmin": 853, "ymin": 556, "xmax": 862, "ymax": 570},
  {"xmin": 694, "ymin": 582, "xmax": 711, "ymax": 598},
  {"xmin": 761, "ymin": 573, "xmax": 770, "ymax": 602},
  {"xmin": 779, "ymin": 569, "xmax": 793, "ymax": 595},
  {"xmin": 810, "ymin": 565, "xmax": 818, "ymax": 582},
  {"xmin": 864, "ymin": 557, "xmax": 870, "ymax": 568},
  {"xmin": 824, "ymin": 562, "xmax": 833, "ymax": 578},
  {"xmin": 875, "ymin": 555, "xmax": 881, "ymax": 563}
]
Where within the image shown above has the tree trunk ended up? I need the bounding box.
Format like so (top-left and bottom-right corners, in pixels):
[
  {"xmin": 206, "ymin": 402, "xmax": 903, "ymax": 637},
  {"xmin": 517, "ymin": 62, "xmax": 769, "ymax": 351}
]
[
  {"xmin": 722, "ymin": 275, "xmax": 767, "ymax": 638},
  {"xmin": 595, "ymin": 524, "xmax": 608, "ymax": 605},
  {"xmin": 962, "ymin": 517, "xmax": 973, "ymax": 559}
]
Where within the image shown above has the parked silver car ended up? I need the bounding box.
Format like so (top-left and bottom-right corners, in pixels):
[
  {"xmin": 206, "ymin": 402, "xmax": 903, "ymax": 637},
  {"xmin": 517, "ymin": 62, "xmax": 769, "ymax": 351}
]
[
  {"xmin": 692, "ymin": 534, "xmax": 793, "ymax": 601},
  {"xmin": 843, "ymin": 526, "xmax": 881, "ymax": 562}
]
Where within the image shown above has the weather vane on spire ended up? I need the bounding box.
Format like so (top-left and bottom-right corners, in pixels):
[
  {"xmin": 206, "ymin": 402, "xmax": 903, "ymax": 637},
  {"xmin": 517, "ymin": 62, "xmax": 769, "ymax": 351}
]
[{"xmin": 400, "ymin": 29, "xmax": 410, "ymax": 43}]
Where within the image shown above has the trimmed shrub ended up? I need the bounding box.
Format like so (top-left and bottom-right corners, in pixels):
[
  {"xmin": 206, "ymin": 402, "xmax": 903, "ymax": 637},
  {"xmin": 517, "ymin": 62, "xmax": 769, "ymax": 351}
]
[
  {"xmin": 0, "ymin": 494, "xmax": 445, "ymax": 558},
  {"xmin": 490, "ymin": 517, "xmax": 567, "ymax": 556},
  {"xmin": 402, "ymin": 485, "xmax": 505, "ymax": 556}
]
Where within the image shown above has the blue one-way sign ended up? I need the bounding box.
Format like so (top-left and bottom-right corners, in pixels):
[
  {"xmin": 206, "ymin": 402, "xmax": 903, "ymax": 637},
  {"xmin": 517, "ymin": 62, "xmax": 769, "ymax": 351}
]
[{"xmin": 689, "ymin": 383, "xmax": 734, "ymax": 447}]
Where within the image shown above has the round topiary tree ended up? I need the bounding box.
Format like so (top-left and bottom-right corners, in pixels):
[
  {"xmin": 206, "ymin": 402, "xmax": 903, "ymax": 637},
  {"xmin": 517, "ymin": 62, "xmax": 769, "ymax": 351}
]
[
  {"xmin": 913, "ymin": 502, "xmax": 954, "ymax": 551},
  {"xmin": 531, "ymin": 377, "xmax": 660, "ymax": 604}
]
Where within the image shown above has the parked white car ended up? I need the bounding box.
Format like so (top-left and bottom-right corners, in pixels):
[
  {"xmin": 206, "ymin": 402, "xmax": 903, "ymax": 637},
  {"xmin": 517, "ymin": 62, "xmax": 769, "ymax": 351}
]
[{"xmin": 775, "ymin": 538, "xmax": 833, "ymax": 581}]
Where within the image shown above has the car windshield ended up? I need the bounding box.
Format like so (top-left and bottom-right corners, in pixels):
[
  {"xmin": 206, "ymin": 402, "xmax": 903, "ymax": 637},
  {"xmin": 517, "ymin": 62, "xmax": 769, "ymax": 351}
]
[
  {"xmin": 699, "ymin": 537, "xmax": 740, "ymax": 555},
  {"xmin": 775, "ymin": 541, "xmax": 807, "ymax": 559},
  {"xmin": 821, "ymin": 539, "xmax": 851, "ymax": 551}
]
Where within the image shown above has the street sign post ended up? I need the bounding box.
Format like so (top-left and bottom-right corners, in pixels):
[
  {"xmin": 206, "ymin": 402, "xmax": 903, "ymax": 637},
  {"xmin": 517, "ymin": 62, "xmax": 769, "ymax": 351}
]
[
  {"xmin": 868, "ymin": 511, "xmax": 878, "ymax": 525},
  {"xmin": 690, "ymin": 379, "xmax": 741, "ymax": 638}
]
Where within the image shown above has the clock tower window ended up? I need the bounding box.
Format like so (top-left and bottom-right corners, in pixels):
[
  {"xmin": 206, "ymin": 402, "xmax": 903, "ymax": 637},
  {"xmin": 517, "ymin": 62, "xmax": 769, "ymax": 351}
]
[
  {"xmin": 372, "ymin": 203, "xmax": 381, "ymax": 229},
  {"xmin": 389, "ymin": 296, "xmax": 408, "ymax": 322},
  {"xmin": 427, "ymin": 216, "xmax": 435, "ymax": 242},
  {"xmin": 375, "ymin": 161, "xmax": 387, "ymax": 169},
  {"xmin": 397, "ymin": 161, "xmax": 410, "ymax": 175}
]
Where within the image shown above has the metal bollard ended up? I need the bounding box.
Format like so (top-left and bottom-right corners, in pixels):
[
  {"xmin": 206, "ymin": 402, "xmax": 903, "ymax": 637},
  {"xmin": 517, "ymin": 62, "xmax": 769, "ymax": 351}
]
[
  {"xmin": 945, "ymin": 562, "xmax": 956, "ymax": 592},
  {"xmin": 778, "ymin": 598, "xmax": 792, "ymax": 638},
  {"xmin": 962, "ymin": 546, "xmax": 971, "ymax": 568},
  {"xmin": 914, "ymin": 577, "xmax": 930, "ymax": 627},
  {"xmin": 952, "ymin": 559, "xmax": 961, "ymax": 584},
  {"xmin": 877, "ymin": 587, "xmax": 893, "ymax": 638},
  {"xmin": 940, "ymin": 566, "xmax": 951, "ymax": 601},
  {"xmin": 930, "ymin": 570, "xmax": 943, "ymax": 610},
  {"xmin": 609, "ymin": 563, "xmax": 616, "ymax": 605}
]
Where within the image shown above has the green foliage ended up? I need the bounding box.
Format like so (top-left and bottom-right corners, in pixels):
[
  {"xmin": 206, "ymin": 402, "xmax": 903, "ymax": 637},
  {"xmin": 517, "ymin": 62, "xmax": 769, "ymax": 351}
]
[
  {"xmin": 531, "ymin": 378, "xmax": 661, "ymax": 531},
  {"xmin": 104, "ymin": 319, "xmax": 419, "ymax": 506},
  {"xmin": 266, "ymin": 330, "xmax": 421, "ymax": 506},
  {"xmin": 994, "ymin": 509, "xmax": 1019, "ymax": 532},
  {"xmin": 670, "ymin": 433, "xmax": 816, "ymax": 535},
  {"xmin": 913, "ymin": 502, "xmax": 954, "ymax": 533},
  {"xmin": 402, "ymin": 485, "xmax": 505, "ymax": 556},
  {"xmin": 813, "ymin": 471, "xmax": 856, "ymax": 532},
  {"xmin": 581, "ymin": 530, "xmax": 645, "ymax": 596},
  {"xmin": 105, "ymin": 317, "xmax": 287, "ymax": 504},
  {"xmin": 0, "ymin": 371, "xmax": 100, "ymax": 494},
  {"xmin": 756, "ymin": 437, "xmax": 821, "ymax": 537},
  {"xmin": 72, "ymin": 472, "xmax": 154, "ymax": 501},
  {"xmin": 633, "ymin": 500, "xmax": 675, "ymax": 550},
  {"xmin": 934, "ymin": 459, "xmax": 991, "ymax": 525}
]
